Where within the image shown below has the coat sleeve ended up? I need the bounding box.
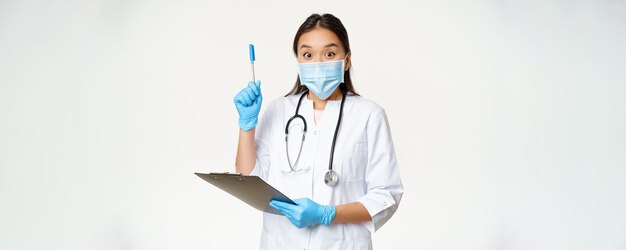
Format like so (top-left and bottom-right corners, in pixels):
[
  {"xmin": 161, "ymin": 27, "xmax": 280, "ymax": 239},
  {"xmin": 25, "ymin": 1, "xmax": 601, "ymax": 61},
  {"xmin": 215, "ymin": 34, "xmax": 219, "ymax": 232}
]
[
  {"xmin": 357, "ymin": 108, "xmax": 404, "ymax": 233},
  {"xmin": 249, "ymin": 102, "xmax": 274, "ymax": 180}
]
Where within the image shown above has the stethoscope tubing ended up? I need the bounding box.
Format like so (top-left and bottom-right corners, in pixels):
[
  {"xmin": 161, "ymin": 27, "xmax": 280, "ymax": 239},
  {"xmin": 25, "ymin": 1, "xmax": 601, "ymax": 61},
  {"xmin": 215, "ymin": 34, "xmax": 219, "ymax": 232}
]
[{"xmin": 283, "ymin": 89, "xmax": 346, "ymax": 186}]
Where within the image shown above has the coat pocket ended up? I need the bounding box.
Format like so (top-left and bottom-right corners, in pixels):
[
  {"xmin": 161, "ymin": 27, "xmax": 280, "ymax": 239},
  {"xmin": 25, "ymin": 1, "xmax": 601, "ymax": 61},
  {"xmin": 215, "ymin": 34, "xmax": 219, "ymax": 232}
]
[{"xmin": 341, "ymin": 141, "xmax": 367, "ymax": 182}]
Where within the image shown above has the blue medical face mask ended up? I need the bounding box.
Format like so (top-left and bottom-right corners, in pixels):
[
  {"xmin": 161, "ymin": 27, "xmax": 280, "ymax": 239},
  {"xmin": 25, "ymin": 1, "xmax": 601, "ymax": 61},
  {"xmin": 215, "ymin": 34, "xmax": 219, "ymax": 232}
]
[{"xmin": 297, "ymin": 58, "xmax": 346, "ymax": 100}]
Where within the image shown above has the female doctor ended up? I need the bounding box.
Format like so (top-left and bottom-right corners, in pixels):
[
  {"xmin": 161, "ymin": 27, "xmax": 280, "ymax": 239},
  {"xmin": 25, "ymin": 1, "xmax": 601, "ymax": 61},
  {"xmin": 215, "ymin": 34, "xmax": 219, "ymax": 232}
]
[{"xmin": 233, "ymin": 13, "xmax": 403, "ymax": 249}]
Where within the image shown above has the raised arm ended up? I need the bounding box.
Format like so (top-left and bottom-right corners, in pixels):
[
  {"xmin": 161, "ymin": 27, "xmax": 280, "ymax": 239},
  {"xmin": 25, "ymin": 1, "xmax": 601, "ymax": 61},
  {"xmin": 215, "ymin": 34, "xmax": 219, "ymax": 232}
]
[
  {"xmin": 233, "ymin": 80, "xmax": 263, "ymax": 175},
  {"xmin": 235, "ymin": 129, "xmax": 256, "ymax": 175}
]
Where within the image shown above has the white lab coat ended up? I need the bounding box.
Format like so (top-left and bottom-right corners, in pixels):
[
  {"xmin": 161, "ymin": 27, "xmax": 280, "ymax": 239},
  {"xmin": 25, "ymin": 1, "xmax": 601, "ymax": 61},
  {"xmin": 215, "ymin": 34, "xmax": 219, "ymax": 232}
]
[{"xmin": 250, "ymin": 93, "xmax": 403, "ymax": 250}]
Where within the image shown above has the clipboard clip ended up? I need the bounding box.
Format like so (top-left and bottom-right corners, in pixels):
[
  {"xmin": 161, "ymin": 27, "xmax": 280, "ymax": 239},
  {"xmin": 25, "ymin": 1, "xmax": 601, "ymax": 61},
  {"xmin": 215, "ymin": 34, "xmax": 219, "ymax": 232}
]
[
  {"xmin": 209, "ymin": 172, "xmax": 244, "ymax": 181},
  {"xmin": 213, "ymin": 172, "xmax": 242, "ymax": 176}
]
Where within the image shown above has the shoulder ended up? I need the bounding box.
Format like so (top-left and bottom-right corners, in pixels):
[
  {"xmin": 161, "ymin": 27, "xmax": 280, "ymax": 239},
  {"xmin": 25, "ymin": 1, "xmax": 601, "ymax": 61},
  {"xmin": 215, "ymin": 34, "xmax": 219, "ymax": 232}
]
[
  {"xmin": 266, "ymin": 95, "xmax": 300, "ymax": 109},
  {"xmin": 262, "ymin": 95, "xmax": 301, "ymax": 116},
  {"xmin": 345, "ymin": 94, "xmax": 386, "ymax": 117}
]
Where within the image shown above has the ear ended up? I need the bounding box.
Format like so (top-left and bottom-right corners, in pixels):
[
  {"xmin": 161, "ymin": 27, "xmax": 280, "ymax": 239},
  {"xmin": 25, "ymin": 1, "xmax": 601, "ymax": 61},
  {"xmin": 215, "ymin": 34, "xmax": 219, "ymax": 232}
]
[{"xmin": 344, "ymin": 51, "xmax": 351, "ymax": 71}]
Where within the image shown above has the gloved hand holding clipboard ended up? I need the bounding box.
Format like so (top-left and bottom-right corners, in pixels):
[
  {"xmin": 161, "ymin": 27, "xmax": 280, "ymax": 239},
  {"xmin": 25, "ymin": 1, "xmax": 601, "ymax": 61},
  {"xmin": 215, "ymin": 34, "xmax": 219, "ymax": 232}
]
[{"xmin": 195, "ymin": 172, "xmax": 296, "ymax": 215}]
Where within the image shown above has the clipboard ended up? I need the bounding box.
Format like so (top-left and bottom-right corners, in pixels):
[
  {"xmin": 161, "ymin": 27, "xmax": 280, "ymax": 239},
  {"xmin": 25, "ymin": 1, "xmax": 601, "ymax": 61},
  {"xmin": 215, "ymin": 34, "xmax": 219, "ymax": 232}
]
[{"xmin": 195, "ymin": 172, "xmax": 296, "ymax": 215}]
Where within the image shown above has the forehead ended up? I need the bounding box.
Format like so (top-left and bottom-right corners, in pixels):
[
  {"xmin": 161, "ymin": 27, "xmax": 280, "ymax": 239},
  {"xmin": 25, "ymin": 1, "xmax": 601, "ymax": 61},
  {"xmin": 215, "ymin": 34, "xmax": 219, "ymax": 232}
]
[{"xmin": 297, "ymin": 28, "xmax": 343, "ymax": 51}]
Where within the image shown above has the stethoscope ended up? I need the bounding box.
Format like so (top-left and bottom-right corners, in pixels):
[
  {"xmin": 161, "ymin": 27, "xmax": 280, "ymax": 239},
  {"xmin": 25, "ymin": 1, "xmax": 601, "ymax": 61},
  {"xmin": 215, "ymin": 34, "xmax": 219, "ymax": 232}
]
[{"xmin": 284, "ymin": 89, "xmax": 346, "ymax": 187}]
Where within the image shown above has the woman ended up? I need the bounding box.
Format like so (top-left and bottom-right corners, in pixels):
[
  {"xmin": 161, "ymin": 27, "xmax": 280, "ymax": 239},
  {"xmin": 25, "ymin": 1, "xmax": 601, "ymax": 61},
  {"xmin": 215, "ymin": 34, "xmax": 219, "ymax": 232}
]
[{"xmin": 233, "ymin": 13, "xmax": 403, "ymax": 249}]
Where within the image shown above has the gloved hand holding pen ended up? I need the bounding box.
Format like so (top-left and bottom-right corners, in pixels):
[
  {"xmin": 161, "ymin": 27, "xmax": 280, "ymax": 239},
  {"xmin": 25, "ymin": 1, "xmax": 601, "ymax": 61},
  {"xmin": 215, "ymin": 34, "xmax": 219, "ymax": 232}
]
[{"xmin": 234, "ymin": 80, "xmax": 262, "ymax": 131}]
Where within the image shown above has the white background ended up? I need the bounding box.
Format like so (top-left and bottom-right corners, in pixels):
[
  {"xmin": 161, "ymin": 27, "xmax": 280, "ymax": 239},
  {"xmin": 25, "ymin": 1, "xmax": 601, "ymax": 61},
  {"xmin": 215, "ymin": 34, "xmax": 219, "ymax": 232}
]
[{"xmin": 1, "ymin": 0, "xmax": 625, "ymax": 249}]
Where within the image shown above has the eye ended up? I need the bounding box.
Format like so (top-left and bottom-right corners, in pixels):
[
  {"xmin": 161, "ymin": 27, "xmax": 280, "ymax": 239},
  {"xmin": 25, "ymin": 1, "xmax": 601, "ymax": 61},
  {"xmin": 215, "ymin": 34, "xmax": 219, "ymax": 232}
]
[
  {"xmin": 325, "ymin": 52, "xmax": 336, "ymax": 58},
  {"xmin": 303, "ymin": 52, "xmax": 312, "ymax": 59}
]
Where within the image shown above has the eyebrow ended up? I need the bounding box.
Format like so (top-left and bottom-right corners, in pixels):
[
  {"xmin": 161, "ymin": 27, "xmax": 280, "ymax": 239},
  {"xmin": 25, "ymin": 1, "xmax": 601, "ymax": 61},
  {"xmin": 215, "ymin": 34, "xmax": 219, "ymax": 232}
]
[{"xmin": 299, "ymin": 43, "xmax": 339, "ymax": 49}]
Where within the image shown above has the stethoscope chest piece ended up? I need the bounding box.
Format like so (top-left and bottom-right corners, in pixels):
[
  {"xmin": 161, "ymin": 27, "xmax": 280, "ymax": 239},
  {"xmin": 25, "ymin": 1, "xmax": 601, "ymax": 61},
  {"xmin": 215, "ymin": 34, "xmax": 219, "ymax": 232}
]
[{"xmin": 324, "ymin": 170, "xmax": 339, "ymax": 186}]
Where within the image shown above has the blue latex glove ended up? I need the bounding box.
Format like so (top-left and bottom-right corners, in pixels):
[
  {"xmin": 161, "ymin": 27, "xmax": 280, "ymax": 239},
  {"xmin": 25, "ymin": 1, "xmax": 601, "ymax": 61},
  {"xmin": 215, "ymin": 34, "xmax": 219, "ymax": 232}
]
[
  {"xmin": 269, "ymin": 198, "xmax": 336, "ymax": 229},
  {"xmin": 233, "ymin": 80, "xmax": 262, "ymax": 131}
]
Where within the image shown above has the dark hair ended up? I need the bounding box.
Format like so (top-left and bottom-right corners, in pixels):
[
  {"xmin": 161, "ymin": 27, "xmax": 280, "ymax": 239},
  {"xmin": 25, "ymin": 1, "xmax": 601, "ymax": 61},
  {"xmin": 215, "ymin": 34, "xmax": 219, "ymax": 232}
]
[{"xmin": 285, "ymin": 13, "xmax": 358, "ymax": 96}]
